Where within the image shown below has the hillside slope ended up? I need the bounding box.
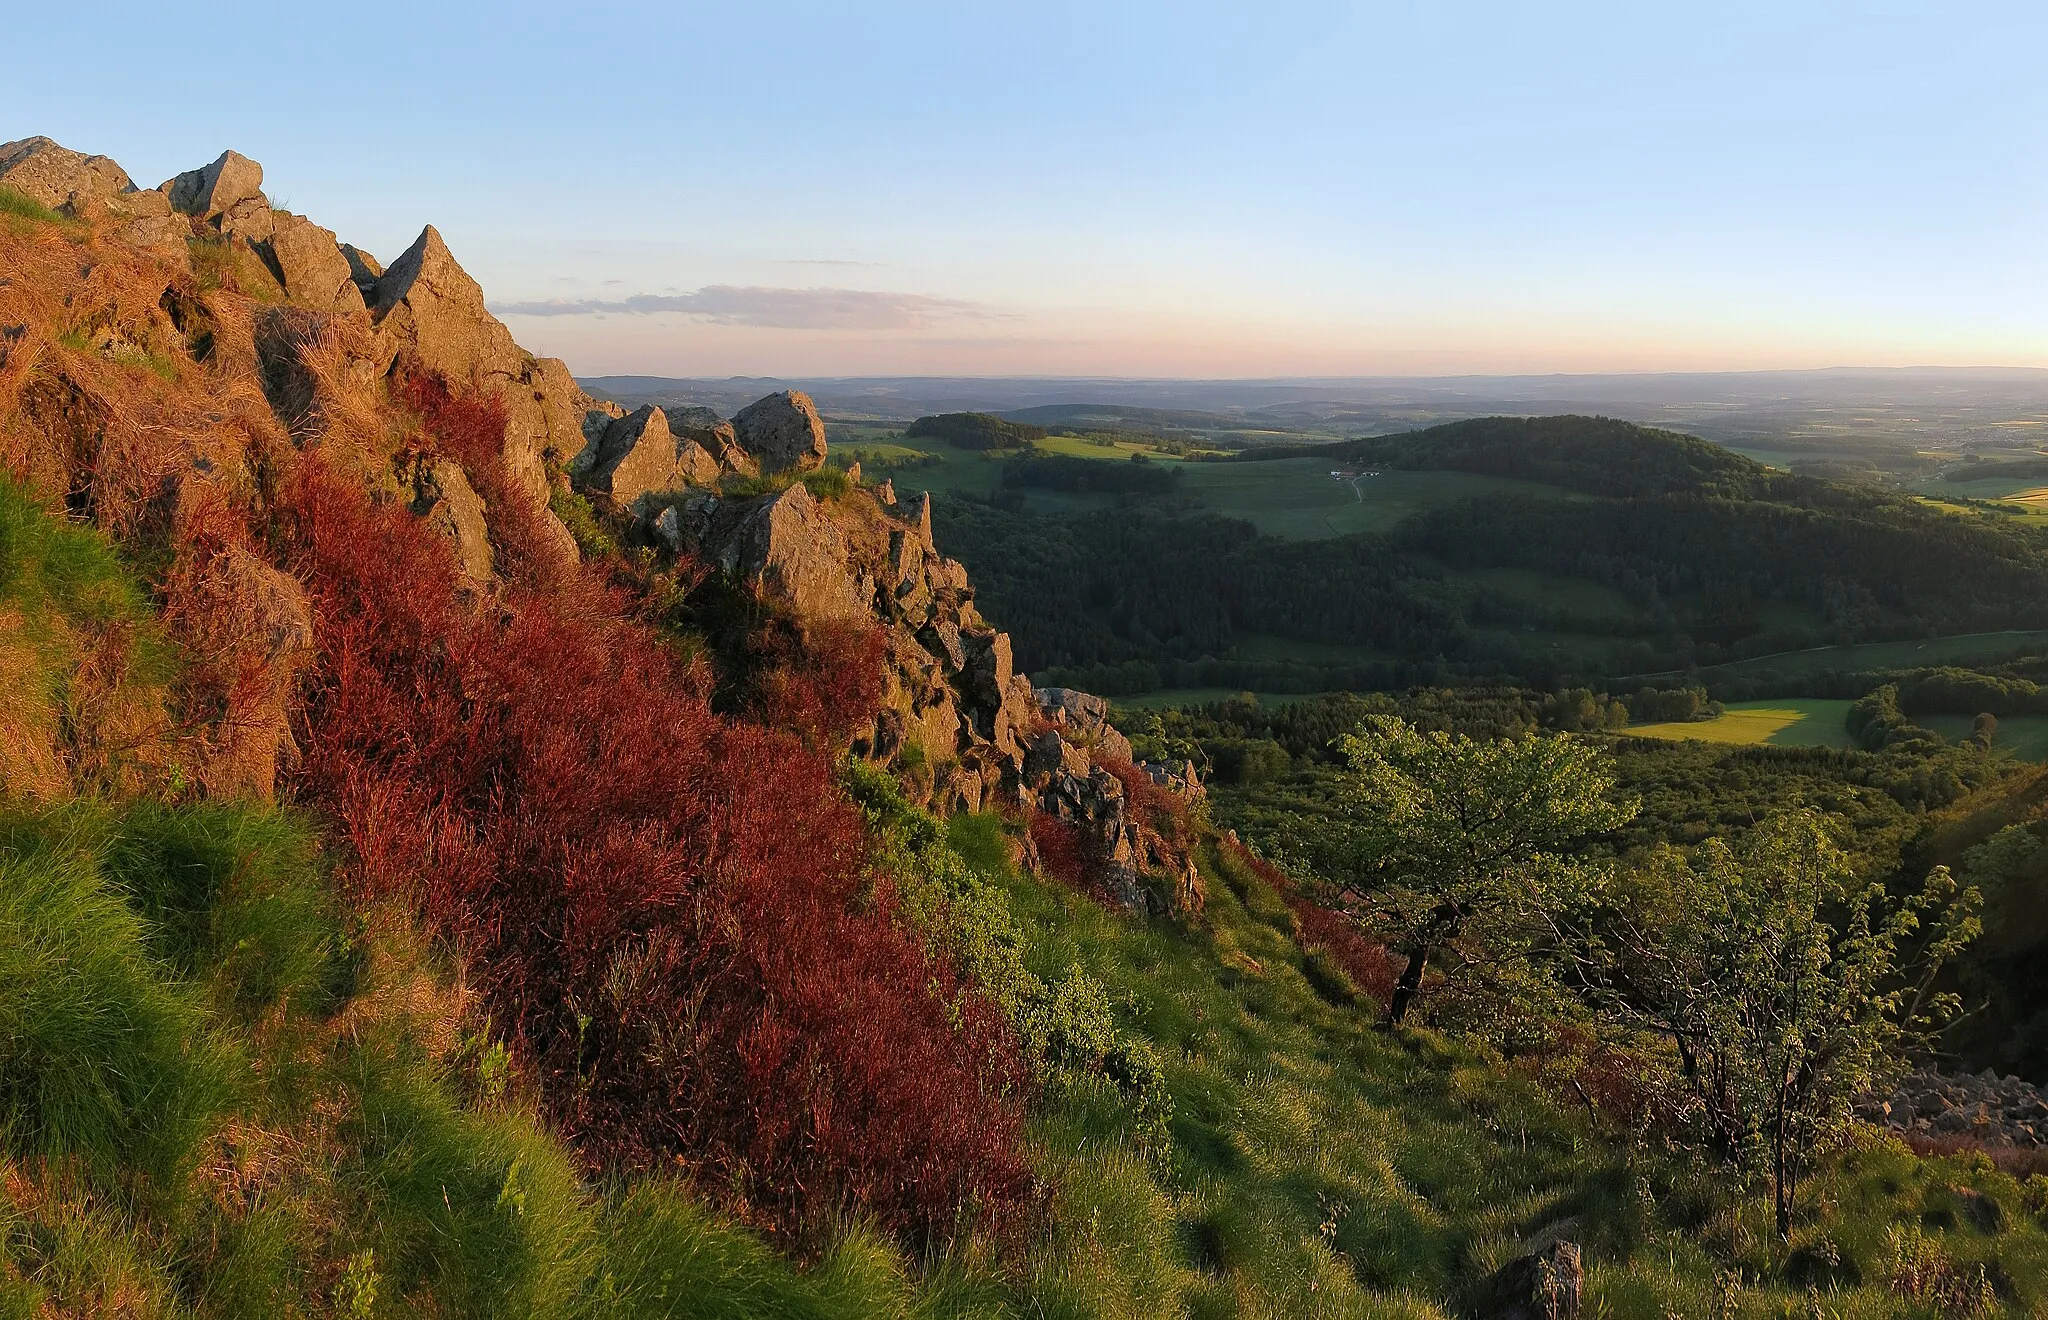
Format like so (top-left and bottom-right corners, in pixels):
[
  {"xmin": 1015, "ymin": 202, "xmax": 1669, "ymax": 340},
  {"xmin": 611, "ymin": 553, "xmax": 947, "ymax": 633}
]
[{"xmin": 6, "ymin": 137, "xmax": 2048, "ymax": 1318}]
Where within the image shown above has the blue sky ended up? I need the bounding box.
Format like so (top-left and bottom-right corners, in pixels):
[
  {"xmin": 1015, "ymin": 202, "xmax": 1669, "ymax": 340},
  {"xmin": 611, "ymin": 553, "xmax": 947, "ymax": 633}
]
[{"xmin": 8, "ymin": 1, "xmax": 2045, "ymax": 376}]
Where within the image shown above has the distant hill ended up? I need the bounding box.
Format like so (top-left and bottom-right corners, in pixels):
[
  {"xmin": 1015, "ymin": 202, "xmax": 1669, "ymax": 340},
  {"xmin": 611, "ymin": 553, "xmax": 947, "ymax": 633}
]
[
  {"xmin": 904, "ymin": 410, "xmax": 1046, "ymax": 449},
  {"xmin": 1233, "ymin": 414, "xmax": 1779, "ymax": 499}
]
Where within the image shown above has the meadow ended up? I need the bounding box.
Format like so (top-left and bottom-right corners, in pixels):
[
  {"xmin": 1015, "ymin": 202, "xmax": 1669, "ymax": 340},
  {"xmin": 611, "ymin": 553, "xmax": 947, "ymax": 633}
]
[
  {"xmin": 1624, "ymin": 699, "xmax": 1858, "ymax": 749},
  {"xmin": 830, "ymin": 423, "xmax": 1576, "ymax": 540},
  {"xmin": 1632, "ymin": 631, "xmax": 2048, "ymax": 686}
]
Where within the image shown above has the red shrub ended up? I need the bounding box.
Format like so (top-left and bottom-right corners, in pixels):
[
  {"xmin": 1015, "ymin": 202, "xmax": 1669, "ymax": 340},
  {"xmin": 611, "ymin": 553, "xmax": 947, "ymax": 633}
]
[
  {"xmin": 1285, "ymin": 889, "xmax": 1403, "ymax": 1009},
  {"xmin": 1028, "ymin": 809, "xmax": 1100, "ymax": 895},
  {"xmin": 1097, "ymin": 753, "xmax": 1191, "ymax": 843},
  {"xmin": 739, "ymin": 613, "xmax": 890, "ymax": 751},
  {"xmin": 277, "ymin": 379, "xmax": 1030, "ymax": 1244},
  {"xmin": 1221, "ymin": 837, "xmax": 1402, "ymax": 1008}
]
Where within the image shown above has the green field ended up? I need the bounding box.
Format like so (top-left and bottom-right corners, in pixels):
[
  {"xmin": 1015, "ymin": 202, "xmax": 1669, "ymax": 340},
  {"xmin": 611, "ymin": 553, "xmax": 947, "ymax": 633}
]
[
  {"xmin": 1624, "ymin": 698, "xmax": 1857, "ymax": 748},
  {"xmin": 1923, "ymin": 712, "xmax": 2048, "ymax": 761},
  {"xmin": 1115, "ymin": 687, "xmax": 1331, "ymax": 710},
  {"xmin": 1177, "ymin": 461, "xmax": 1573, "ymax": 539},
  {"xmin": 1628, "ymin": 629, "xmax": 2048, "ymax": 684},
  {"xmin": 837, "ymin": 424, "xmax": 1579, "ymax": 540}
]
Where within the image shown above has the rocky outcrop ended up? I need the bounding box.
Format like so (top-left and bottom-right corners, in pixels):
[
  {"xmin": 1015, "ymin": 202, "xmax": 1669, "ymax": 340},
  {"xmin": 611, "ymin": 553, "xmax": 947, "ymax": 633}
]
[
  {"xmin": 1865, "ymin": 1070, "xmax": 2048, "ymax": 1147},
  {"xmin": 0, "ymin": 136, "xmax": 137, "ymax": 211},
  {"xmin": 164, "ymin": 149, "xmax": 277, "ymax": 253},
  {"xmin": 572, "ymin": 404, "xmax": 758, "ymax": 509},
  {"xmin": 733, "ymin": 390, "xmax": 827, "ymax": 474},
  {"xmin": 363, "ymin": 223, "xmax": 584, "ymax": 574},
  {"xmin": 1037, "ymin": 686, "xmax": 1136, "ymax": 763},
  {"xmin": 631, "ymin": 406, "xmax": 1201, "ymax": 913}
]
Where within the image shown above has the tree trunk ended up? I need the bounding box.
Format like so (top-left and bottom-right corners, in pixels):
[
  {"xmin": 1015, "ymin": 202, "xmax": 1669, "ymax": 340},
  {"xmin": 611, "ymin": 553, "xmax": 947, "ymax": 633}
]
[{"xmin": 1386, "ymin": 944, "xmax": 1430, "ymax": 1025}]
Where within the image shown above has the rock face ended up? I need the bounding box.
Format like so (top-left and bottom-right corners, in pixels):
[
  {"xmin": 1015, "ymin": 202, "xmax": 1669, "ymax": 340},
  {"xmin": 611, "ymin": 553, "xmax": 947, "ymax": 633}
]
[
  {"xmin": 407, "ymin": 457, "xmax": 495, "ymax": 587},
  {"xmin": 1037, "ymin": 686, "xmax": 1136, "ymax": 763},
  {"xmin": 732, "ymin": 390, "xmax": 827, "ymax": 474},
  {"xmin": 166, "ymin": 149, "xmax": 264, "ymax": 219},
  {"xmin": 164, "ymin": 149, "xmax": 275, "ymax": 245},
  {"xmin": 363, "ymin": 223, "xmax": 586, "ymax": 574},
  {"xmin": 0, "ymin": 136, "xmax": 137, "ymax": 211},
  {"xmin": 1865, "ymin": 1070, "xmax": 2048, "ymax": 1147}
]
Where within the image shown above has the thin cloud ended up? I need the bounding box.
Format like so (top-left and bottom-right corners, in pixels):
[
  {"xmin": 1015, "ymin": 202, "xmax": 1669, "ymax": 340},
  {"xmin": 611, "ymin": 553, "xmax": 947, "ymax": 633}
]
[{"xmin": 491, "ymin": 285, "xmax": 997, "ymax": 330}]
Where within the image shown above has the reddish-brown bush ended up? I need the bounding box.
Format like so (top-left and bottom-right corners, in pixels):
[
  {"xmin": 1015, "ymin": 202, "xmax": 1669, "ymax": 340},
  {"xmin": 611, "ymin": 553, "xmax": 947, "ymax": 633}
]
[
  {"xmin": 1097, "ymin": 753, "xmax": 1191, "ymax": 843},
  {"xmin": 1028, "ymin": 808, "xmax": 1100, "ymax": 895},
  {"xmin": 278, "ymin": 377, "xmax": 1030, "ymax": 1244},
  {"xmin": 1285, "ymin": 888, "xmax": 1403, "ymax": 1009},
  {"xmin": 735, "ymin": 612, "xmax": 890, "ymax": 751}
]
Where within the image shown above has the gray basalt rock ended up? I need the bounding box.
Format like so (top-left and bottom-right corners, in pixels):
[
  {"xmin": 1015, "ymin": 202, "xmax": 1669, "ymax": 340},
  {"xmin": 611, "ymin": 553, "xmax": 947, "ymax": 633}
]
[
  {"xmin": 574, "ymin": 405, "xmax": 722, "ymax": 509},
  {"xmin": 1476, "ymin": 1241, "xmax": 1581, "ymax": 1320},
  {"xmin": 408, "ymin": 457, "xmax": 494, "ymax": 586},
  {"xmin": 267, "ymin": 211, "xmax": 368, "ymax": 315},
  {"xmin": 732, "ymin": 390, "xmax": 827, "ymax": 474},
  {"xmin": 0, "ymin": 136, "xmax": 137, "ymax": 211}
]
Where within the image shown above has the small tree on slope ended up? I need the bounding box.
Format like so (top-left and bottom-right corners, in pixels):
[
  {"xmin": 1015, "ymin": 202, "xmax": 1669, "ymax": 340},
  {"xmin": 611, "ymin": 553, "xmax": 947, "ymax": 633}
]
[
  {"xmin": 1284, "ymin": 715, "xmax": 1637, "ymax": 1026},
  {"xmin": 1584, "ymin": 811, "xmax": 1981, "ymax": 1240}
]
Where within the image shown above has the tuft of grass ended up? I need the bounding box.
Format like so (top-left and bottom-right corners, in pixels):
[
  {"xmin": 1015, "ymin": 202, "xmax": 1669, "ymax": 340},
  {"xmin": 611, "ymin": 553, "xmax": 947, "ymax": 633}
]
[
  {"xmin": 550, "ymin": 482, "xmax": 621, "ymax": 560},
  {"xmin": 0, "ymin": 819, "xmax": 243, "ymax": 1192}
]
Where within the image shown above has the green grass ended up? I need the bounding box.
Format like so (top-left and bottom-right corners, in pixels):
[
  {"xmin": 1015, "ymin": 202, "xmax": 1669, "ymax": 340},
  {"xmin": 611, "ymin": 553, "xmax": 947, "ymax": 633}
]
[
  {"xmin": 1631, "ymin": 630, "xmax": 2048, "ymax": 684},
  {"xmin": 868, "ymin": 431, "xmax": 1579, "ymax": 541},
  {"xmin": 1924, "ymin": 712, "xmax": 2048, "ymax": 761},
  {"xmin": 1625, "ymin": 698, "xmax": 1858, "ymax": 749},
  {"xmin": 991, "ymin": 837, "xmax": 2048, "ymax": 1315},
  {"xmin": 1177, "ymin": 461, "xmax": 1577, "ymax": 540}
]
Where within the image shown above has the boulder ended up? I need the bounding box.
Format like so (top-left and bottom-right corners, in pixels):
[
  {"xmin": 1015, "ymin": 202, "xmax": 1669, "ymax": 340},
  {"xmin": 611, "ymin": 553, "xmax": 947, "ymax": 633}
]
[
  {"xmin": 267, "ymin": 211, "xmax": 367, "ymax": 315},
  {"xmin": 683, "ymin": 419, "xmax": 757, "ymax": 476},
  {"xmin": 1476, "ymin": 1241, "xmax": 1581, "ymax": 1320},
  {"xmin": 163, "ymin": 149, "xmax": 272, "ymax": 241},
  {"xmin": 732, "ymin": 390, "xmax": 827, "ymax": 474},
  {"xmin": 1037, "ymin": 686, "xmax": 1135, "ymax": 762},
  {"xmin": 723, "ymin": 482, "xmax": 866, "ymax": 622},
  {"xmin": 369, "ymin": 224, "xmax": 524, "ymax": 381},
  {"xmin": 574, "ymin": 405, "xmax": 722, "ymax": 508},
  {"xmin": 653, "ymin": 489, "xmax": 722, "ymax": 554},
  {"xmin": 409, "ymin": 458, "xmax": 494, "ymax": 586},
  {"xmin": 0, "ymin": 136, "xmax": 137, "ymax": 211},
  {"xmin": 165, "ymin": 149, "xmax": 263, "ymax": 217},
  {"xmin": 340, "ymin": 243, "xmax": 383, "ymax": 299}
]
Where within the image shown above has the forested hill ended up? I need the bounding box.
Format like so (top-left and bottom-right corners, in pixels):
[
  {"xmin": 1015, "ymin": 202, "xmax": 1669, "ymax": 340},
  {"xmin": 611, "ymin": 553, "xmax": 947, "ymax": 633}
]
[
  {"xmin": 936, "ymin": 413, "xmax": 2048, "ymax": 695},
  {"xmin": 1241, "ymin": 414, "xmax": 1778, "ymax": 498},
  {"xmin": 1344, "ymin": 414, "xmax": 1780, "ymax": 498}
]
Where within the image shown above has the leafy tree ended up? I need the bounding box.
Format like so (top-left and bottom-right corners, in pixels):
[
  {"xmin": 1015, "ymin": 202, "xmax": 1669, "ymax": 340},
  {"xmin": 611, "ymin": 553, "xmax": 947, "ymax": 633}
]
[
  {"xmin": 1280, "ymin": 716, "xmax": 1637, "ymax": 1025},
  {"xmin": 1583, "ymin": 812, "xmax": 1981, "ymax": 1239}
]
